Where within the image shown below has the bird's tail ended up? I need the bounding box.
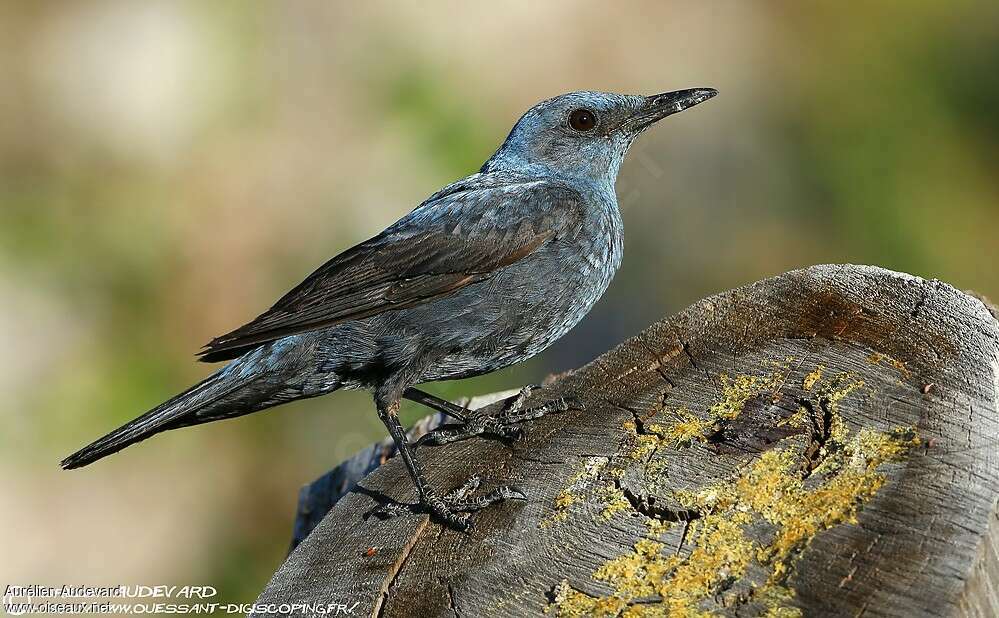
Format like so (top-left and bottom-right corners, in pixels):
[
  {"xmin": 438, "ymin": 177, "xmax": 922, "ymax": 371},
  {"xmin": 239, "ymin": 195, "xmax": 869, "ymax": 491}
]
[
  {"xmin": 60, "ymin": 368, "xmax": 249, "ymax": 469},
  {"xmin": 60, "ymin": 342, "xmax": 321, "ymax": 469}
]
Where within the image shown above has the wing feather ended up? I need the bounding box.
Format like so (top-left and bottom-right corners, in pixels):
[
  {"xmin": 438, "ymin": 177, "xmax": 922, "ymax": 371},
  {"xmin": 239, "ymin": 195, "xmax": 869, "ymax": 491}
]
[{"xmin": 198, "ymin": 179, "xmax": 577, "ymax": 362}]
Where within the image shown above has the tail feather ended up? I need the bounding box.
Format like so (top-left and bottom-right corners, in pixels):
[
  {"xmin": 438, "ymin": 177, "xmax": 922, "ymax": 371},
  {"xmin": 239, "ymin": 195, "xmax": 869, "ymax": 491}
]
[{"xmin": 60, "ymin": 371, "xmax": 253, "ymax": 470}]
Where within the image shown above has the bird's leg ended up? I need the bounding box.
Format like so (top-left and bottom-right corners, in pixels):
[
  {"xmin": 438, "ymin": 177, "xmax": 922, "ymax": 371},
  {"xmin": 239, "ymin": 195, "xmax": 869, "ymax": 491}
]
[
  {"xmin": 411, "ymin": 385, "xmax": 576, "ymax": 448},
  {"xmin": 373, "ymin": 397, "xmax": 524, "ymax": 530},
  {"xmin": 402, "ymin": 387, "xmax": 470, "ymax": 422}
]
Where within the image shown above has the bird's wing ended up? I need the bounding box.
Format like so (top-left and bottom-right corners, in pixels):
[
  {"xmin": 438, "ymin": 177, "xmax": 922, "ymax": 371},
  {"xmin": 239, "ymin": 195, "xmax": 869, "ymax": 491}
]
[{"xmin": 198, "ymin": 179, "xmax": 581, "ymax": 362}]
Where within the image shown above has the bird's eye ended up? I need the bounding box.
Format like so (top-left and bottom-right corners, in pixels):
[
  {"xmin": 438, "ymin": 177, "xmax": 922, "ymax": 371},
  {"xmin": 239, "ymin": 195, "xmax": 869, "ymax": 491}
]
[{"xmin": 568, "ymin": 108, "xmax": 597, "ymax": 132}]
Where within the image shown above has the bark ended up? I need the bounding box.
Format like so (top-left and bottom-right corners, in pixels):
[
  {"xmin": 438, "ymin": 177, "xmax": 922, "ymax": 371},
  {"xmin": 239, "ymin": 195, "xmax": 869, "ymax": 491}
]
[{"xmin": 255, "ymin": 264, "xmax": 999, "ymax": 617}]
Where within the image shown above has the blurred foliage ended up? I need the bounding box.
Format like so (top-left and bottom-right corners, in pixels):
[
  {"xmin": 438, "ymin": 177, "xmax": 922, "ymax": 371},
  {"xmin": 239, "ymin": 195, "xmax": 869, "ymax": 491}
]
[{"xmin": 1, "ymin": 0, "xmax": 996, "ymax": 605}]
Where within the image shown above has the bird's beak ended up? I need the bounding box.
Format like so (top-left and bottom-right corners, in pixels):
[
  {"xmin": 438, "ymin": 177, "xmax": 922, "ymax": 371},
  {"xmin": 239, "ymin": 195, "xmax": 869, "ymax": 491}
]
[{"xmin": 623, "ymin": 88, "xmax": 718, "ymax": 134}]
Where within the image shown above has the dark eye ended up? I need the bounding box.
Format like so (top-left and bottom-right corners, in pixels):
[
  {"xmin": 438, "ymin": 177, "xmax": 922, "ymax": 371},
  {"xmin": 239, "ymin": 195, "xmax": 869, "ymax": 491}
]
[{"xmin": 568, "ymin": 108, "xmax": 597, "ymax": 132}]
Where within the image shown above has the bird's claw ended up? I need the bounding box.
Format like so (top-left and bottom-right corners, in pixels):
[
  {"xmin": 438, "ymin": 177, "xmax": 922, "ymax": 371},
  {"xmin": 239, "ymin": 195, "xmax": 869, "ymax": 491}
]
[
  {"xmin": 370, "ymin": 475, "xmax": 526, "ymax": 531},
  {"xmin": 498, "ymin": 385, "xmax": 582, "ymax": 422},
  {"xmin": 414, "ymin": 414, "xmax": 519, "ymax": 447},
  {"xmin": 414, "ymin": 386, "xmax": 579, "ymax": 448}
]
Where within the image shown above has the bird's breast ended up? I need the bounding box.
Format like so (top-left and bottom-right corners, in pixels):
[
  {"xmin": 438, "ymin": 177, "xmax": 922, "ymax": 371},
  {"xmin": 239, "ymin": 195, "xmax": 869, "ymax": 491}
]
[{"xmin": 497, "ymin": 200, "xmax": 623, "ymax": 357}]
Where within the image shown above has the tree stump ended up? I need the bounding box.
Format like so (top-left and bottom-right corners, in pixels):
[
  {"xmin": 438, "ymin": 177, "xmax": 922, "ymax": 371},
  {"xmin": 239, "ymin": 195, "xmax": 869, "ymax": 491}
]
[{"xmin": 255, "ymin": 265, "xmax": 999, "ymax": 617}]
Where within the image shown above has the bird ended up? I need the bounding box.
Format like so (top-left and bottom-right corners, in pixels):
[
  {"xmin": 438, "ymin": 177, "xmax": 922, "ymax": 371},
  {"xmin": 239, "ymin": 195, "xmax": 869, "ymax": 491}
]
[{"xmin": 61, "ymin": 87, "xmax": 718, "ymax": 529}]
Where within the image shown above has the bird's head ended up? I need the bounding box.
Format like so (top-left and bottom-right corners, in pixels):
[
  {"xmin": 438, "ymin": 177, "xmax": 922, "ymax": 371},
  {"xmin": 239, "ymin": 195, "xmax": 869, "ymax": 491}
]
[{"xmin": 483, "ymin": 88, "xmax": 717, "ymax": 186}]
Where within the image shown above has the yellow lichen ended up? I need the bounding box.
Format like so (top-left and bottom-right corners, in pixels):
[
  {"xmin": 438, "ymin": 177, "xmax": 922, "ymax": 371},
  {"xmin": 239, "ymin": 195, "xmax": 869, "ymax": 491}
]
[
  {"xmin": 802, "ymin": 372, "xmax": 868, "ymax": 476},
  {"xmin": 593, "ymin": 538, "xmax": 678, "ymax": 600},
  {"xmin": 542, "ymin": 457, "xmax": 609, "ymax": 527},
  {"xmin": 780, "ymin": 405, "xmax": 810, "ymax": 429},
  {"xmin": 545, "ymin": 580, "xmax": 617, "ymax": 617},
  {"xmin": 600, "ymin": 487, "xmax": 632, "ymax": 521},
  {"xmin": 621, "ymin": 369, "xmax": 787, "ymax": 468},
  {"xmin": 744, "ymin": 435, "xmax": 907, "ymax": 575},
  {"xmin": 630, "ymin": 434, "xmax": 661, "ymax": 461},
  {"xmin": 802, "ymin": 365, "xmax": 823, "ymax": 391},
  {"xmin": 709, "ymin": 374, "xmax": 763, "ymax": 419},
  {"xmin": 547, "ymin": 363, "xmax": 920, "ymax": 618},
  {"xmin": 763, "ymin": 603, "xmax": 802, "ymax": 618},
  {"xmin": 707, "ymin": 367, "xmax": 787, "ymax": 420},
  {"xmin": 543, "ymin": 452, "xmax": 652, "ymax": 526},
  {"xmin": 867, "ymin": 351, "xmax": 911, "ymax": 379},
  {"xmin": 819, "ymin": 372, "xmax": 865, "ymax": 408},
  {"xmin": 554, "ymin": 492, "xmax": 578, "ymax": 510},
  {"xmin": 645, "ymin": 518, "xmax": 674, "ymax": 540},
  {"xmin": 620, "ymin": 420, "xmax": 663, "ymax": 462},
  {"xmin": 654, "ymin": 408, "xmax": 713, "ymax": 447},
  {"xmin": 816, "ymin": 372, "xmax": 864, "ymax": 446},
  {"xmin": 659, "ymin": 513, "xmax": 755, "ymax": 615}
]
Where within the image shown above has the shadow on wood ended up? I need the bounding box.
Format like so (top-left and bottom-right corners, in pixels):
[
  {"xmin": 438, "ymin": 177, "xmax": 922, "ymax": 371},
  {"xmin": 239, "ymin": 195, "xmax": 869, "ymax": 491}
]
[
  {"xmin": 256, "ymin": 265, "xmax": 999, "ymax": 617},
  {"xmin": 290, "ymin": 390, "xmax": 520, "ymax": 551}
]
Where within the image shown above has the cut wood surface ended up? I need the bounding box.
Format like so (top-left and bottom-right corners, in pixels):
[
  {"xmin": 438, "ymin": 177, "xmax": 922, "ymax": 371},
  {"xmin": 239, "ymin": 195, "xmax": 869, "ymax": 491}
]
[{"xmin": 255, "ymin": 264, "xmax": 999, "ymax": 617}]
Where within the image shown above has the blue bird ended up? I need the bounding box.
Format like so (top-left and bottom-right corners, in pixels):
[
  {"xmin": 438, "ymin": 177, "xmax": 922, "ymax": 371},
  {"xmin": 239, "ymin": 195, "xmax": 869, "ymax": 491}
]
[{"xmin": 62, "ymin": 88, "xmax": 717, "ymax": 529}]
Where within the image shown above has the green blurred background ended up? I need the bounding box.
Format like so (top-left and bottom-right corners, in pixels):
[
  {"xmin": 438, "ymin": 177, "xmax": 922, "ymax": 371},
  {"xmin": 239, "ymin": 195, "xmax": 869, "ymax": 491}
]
[{"xmin": 2, "ymin": 0, "xmax": 997, "ymax": 604}]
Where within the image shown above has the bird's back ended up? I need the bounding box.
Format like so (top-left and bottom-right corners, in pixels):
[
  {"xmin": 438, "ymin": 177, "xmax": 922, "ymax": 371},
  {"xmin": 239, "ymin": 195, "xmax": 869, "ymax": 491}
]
[{"xmin": 316, "ymin": 173, "xmax": 624, "ymax": 386}]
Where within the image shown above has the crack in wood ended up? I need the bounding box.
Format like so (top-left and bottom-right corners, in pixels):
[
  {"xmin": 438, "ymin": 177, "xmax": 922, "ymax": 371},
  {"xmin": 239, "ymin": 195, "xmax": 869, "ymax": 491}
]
[
  {"xmin": 681, "ymin": 341, "xmax": 700, "ymax": 371},
  {"xmin": 445, "ymin": 581, "xmax": 460, "ymax": 618},
  {"xmin": 799, "ymin": 397, "xmax": 834, "ymax": 479},
  {"xmin": 634, "ymin": 337, "xmax": 679, "ymax": 390},
  {"xmin": 618, "ymin": 482, "xmax": 701, "ymax": 523},
  {"xmin": 372, "ymin": 518, "xmax": 428, "ymax": 618},
  {"xmin": 607, "ymin": 400, "xmax": 655, "ymax": 434}
]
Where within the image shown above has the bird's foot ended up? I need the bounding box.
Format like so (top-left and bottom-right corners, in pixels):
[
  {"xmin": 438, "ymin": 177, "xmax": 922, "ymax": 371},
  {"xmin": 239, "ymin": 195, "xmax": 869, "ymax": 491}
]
[
  {"xmin": 414, "ymin": 385, "xmax": 579, "ymax": 448},
  {"xmin": 370, "ymin": 475, "xmax": 526, "ymax": 531}
]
